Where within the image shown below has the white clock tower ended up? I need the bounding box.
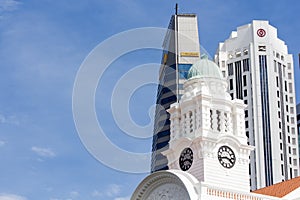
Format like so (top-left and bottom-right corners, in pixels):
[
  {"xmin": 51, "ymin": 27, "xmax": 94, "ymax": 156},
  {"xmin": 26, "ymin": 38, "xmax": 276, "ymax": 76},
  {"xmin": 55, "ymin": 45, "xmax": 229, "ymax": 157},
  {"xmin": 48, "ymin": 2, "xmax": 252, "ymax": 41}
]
[
  {"xmin": 162, "ymin": 55, "xmax": 253, "ymax": 192},
  {"xmin": 131, "ymin": 56, "xmax": 255, "ymax": 200}
]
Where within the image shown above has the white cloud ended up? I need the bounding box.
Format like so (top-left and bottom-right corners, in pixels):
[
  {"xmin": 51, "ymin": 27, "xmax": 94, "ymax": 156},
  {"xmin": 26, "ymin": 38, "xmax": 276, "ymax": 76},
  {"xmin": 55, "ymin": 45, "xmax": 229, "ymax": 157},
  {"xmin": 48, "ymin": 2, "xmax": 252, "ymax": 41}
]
[
  {"xmin": 0, "ymin": 140, "xmax": 6, "ymax": 147},
  {"xmin": 31, "ymin": 146, "xmax": 56, "ymax": 158},
  {"xmin": 69, "ymin": 191, "xmax": 79, "ymax": 198},
  {"xmin": 114, "ymin": 196, "xmax": 130, "ymax": 200},
  {"xmin": 106, "ymin": 184, "xmax": 121, "ymax": 197},
  {"xmin": 0, "ymin": 193, "xmax": 27, "ymax": 200},
  {"xmin": 0, "ymin": 0, "xmax": 21, "ymax": 12},
  {"xmin": 91, "ymin": 190, "xmax": 102, "ymax": 197},
  {"xmin": 0, "ymin": 114, "xmax": 20, "ymax": 125},
  {"xmin": 92, "ymin": 184, "xmax": 122, "ymax": 198}
]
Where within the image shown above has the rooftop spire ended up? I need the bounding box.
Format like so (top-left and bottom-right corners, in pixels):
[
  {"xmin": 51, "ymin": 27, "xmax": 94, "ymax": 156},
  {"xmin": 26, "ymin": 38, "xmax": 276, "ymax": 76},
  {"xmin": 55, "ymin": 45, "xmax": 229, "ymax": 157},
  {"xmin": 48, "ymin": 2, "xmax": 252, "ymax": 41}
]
[{"xmin": 175, "ymin": 3, "xmax": 178, "ymax": 15}]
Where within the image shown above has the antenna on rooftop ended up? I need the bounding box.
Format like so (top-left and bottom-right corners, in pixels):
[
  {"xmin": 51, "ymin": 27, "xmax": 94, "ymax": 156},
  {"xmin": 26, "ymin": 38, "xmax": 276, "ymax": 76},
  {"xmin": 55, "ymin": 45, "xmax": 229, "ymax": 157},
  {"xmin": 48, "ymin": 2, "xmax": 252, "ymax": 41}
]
[
  {"xmin": 175, "ymin": 3, "xmax": 178, "ymax": 15},
  {"xmin": 298, "ymin": 53, "xmax": 300, "ymax": 68}
]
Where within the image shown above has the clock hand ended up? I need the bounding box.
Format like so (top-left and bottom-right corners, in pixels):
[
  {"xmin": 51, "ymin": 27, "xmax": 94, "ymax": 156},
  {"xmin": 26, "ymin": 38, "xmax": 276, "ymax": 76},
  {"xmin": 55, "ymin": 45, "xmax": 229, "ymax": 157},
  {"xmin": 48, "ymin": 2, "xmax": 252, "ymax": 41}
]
[
  {"xmin": 220, "ymin": 156, "xmax": 230, "ymax": 160},
  {"xmin": 220, "ymin": 157, "xmax": 235, "ymax": 164}
]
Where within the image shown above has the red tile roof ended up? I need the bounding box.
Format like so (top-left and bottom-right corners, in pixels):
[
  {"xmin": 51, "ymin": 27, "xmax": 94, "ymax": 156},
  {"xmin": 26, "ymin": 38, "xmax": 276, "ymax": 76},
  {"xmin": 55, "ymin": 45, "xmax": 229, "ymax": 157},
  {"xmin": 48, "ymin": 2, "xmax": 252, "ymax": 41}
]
[{"xmin": 252, "ymin": 176, "xmax": 300, "ymax": 198}]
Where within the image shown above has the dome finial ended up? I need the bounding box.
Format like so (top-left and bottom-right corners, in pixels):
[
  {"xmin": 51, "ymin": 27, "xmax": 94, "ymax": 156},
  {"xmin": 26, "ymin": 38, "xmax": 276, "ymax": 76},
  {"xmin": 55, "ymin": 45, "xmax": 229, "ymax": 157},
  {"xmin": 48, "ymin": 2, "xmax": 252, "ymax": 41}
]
[{"xmin": 201, "ymin": 54, "xmax": 208, "ymax": 59}]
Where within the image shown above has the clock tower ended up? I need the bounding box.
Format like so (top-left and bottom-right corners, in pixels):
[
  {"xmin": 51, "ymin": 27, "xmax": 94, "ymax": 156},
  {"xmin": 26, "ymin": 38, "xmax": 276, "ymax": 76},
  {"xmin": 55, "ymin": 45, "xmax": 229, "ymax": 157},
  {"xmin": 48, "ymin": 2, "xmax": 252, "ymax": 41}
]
[{"xmin": 162, "ymin": 56, "xmax": 253, "ymax": 192}]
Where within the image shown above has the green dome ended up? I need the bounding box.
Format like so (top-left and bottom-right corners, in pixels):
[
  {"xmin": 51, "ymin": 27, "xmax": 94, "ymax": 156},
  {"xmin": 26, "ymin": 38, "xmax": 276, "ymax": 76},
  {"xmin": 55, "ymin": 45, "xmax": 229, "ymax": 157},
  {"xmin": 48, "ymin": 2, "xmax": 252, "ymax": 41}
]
[{"xmin": 187, "ymin": 55, "xmax": 223, "ymax": 79}]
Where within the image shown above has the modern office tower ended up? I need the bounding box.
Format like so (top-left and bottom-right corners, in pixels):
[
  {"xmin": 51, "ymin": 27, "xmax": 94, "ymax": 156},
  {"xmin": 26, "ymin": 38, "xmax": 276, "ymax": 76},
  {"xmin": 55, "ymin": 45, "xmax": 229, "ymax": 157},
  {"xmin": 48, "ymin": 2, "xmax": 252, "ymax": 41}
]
[
  {"xmin": 297, "ymin": 104, "xmax": 300, "ymax": 160},
  {"xmin": 151, "ymin": 13, "xmax": 200, "ymax": 172},
  {"xmin": 215, "ymin": 20, "xmax": 299, "ymax": 190}
]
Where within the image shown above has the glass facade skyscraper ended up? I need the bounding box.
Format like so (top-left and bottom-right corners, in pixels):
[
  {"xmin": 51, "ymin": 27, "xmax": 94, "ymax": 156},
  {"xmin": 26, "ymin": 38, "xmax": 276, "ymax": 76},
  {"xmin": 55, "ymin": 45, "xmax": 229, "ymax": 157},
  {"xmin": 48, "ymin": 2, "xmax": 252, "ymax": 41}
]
[{"xmin": 151, "ymin": 14, "xmax": 200, "ymax": 172}]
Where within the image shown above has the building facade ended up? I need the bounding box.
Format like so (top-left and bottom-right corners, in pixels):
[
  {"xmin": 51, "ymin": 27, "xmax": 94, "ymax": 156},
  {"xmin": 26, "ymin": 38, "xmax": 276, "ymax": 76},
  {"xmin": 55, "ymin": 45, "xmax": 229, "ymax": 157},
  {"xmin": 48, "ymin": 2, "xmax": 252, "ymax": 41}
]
[
  {"xmin": 215, "ymin": 21, "xmax": 299, "ymax": 190},
  {"xmin": 151, "ymin": 13, "xmax": 200, "ymax": 172}
]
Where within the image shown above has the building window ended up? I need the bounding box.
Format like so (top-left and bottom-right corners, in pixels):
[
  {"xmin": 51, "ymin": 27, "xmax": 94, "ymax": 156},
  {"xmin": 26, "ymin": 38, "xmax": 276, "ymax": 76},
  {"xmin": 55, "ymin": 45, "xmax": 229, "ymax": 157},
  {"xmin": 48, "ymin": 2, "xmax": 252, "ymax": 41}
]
[
  {"xmin": 293, "ymin": 148, "xmax": 297, "ymax": 154},
  {"xmin": 291, "ymin": 117, "xmax": 295, "ymax": 124},
  {"xmin": 228, "ymin": 63, "xmax": 234, "ymax": 76},
  {"xmin": 244, "ymin": 90, "xmax": 247, "ymax": 97},
  {"xmin": 285, "ymin": 81, "xmax": 287, "ymax": 92},
  {"xmin": 291, "ymin": 128, "xmax": 295, "ymax": 135},
  {"xmin": 229, "ymin": 79, "xmax": 233, "ymax": 90},
  {"xmin": 243, "ymin": 59, "xmax": 250, "ymax": 72},
  {"xmin": 289, "ymin": 83, "xmax": 293, "ymax": 93},
  {"xmin": 235, "ymin": 61, "xmax": 243, "ymax": 99},
  {"xmin": 243, "ymin": 75, "xmax": 247, "ymax": 86},
  {"xmin": 279, "ymin": 132, "xmax": 282, "ymax": 139},
  {"xmin": 222, "ymin": 61, "xmax": 225, "ymax": 68},
  {"xmin": 245, "ymin": 110, "xmax": 248, "ymax": 118},
  {"xmin": 259, "ymin": 55, "xmax": 273, "ymax": 185},
  {"xmin": 222, "ymin": 71, "xmax": 226, "ymax": 78},
  {"xmin": 290, "ymin": 107, "xmax": 294, "ymax": 114},
  {"xmin": 245, "ymin": 121, "xmax": 249, "ymax": 128}
]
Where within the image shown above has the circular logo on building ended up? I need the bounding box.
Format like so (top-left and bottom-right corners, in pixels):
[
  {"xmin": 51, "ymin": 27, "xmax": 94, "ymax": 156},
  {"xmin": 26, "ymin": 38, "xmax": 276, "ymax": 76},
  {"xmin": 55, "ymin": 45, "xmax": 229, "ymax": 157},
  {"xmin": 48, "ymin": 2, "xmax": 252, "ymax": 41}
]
[{"xmin": 257, "ymin": 28, "xmax": 266, "ymax": 37}]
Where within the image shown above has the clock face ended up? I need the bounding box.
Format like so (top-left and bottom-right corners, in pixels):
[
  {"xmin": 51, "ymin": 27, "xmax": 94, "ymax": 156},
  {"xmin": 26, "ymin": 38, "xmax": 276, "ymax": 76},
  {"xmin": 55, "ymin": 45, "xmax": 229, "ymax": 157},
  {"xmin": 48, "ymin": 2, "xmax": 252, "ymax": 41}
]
[
  {"xmin": 179, "ymin": 148, "xmax": 193, "ymax": 171},
  {"xmin": 217, "ymin": 145, "xmax": 236, "ymax": 169}
]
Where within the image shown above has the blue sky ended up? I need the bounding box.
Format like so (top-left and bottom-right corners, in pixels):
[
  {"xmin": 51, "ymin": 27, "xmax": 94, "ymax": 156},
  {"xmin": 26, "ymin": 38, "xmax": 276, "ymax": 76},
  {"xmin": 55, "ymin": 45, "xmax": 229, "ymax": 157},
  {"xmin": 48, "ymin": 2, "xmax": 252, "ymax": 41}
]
[{"xmin": 0, "ymin": 0, "xmax": 299, "ymax": 200}]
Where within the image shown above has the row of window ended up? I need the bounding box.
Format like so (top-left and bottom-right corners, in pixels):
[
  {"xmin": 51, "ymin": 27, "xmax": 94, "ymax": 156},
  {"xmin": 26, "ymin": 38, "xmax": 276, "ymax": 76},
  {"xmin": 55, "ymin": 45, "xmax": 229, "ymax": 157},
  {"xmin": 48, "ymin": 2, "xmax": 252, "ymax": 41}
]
[
  {"xmin": 227, "ymin": 49, "xmax": 249, "ymax": 59},
  {"xmin": 276, "ymin": 91, "xmax": 294, "ymax": 105},
  {"xmin": 273, "ymin": 51, "xmax": 286, "ymax": 62},
  {"xmin": 226, "ymin": 47, "xmax": 288, "ymax": 61},
  {"xmin": 275, "ymin": 76, "xmax": 294, "ymax": 94},
  {"xmin": 281, "ymin": 165, "xmax": 298, "ymax": 180},
  {"xmin": 228, "ymin": 59, "xmax": 250, "ymax": 76}
]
